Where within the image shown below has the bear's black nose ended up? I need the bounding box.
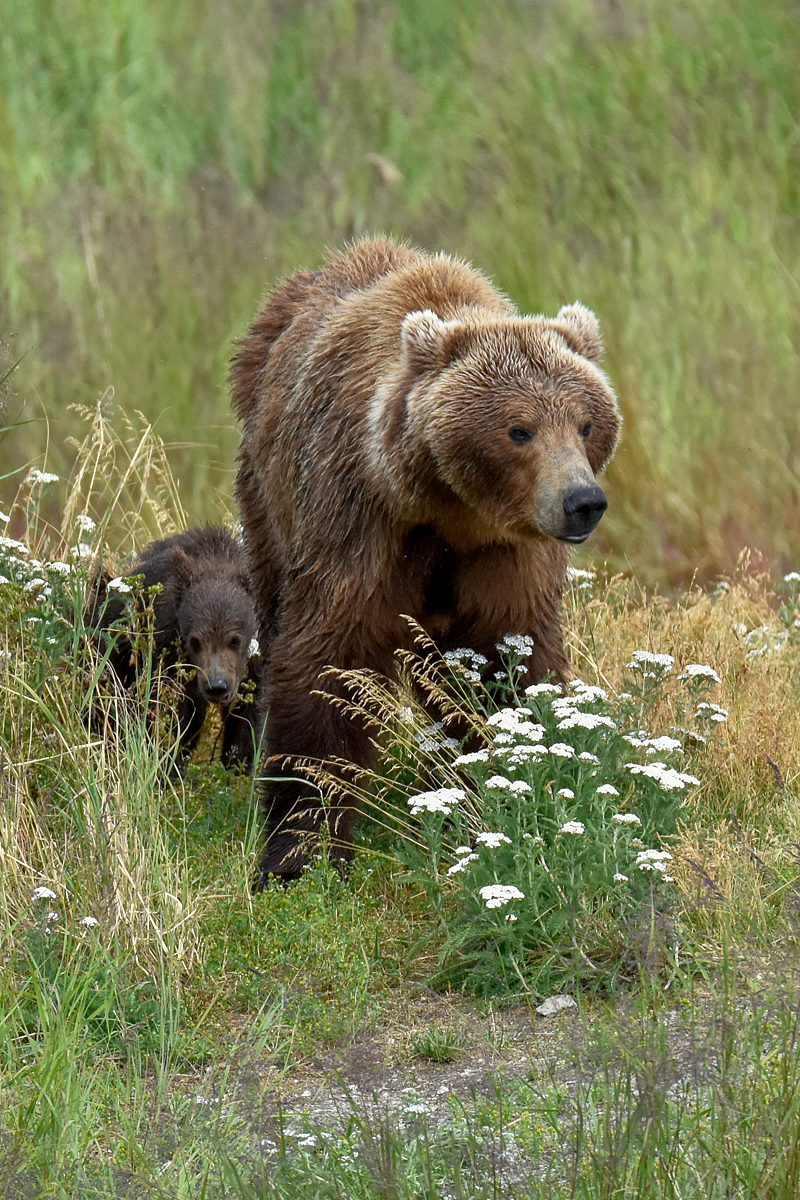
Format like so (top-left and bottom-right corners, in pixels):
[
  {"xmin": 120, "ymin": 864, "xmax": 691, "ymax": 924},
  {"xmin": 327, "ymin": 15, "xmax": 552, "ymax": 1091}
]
[
  {"xmin": 206, "ymin": 677, "xmax": 231, "ymax": 700},
  {"xmin": 562, "ymin": 484, "xmax": 608, "ymax": 540}
]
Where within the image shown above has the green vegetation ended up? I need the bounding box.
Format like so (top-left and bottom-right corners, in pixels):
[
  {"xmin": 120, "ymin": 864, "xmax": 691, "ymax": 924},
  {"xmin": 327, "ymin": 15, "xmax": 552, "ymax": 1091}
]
[
  {"xmin": 1, "ymin": 411, "xmax": 800, "ymax": 1196},
  {"xmin": 2, "ymin": 2, "xmax": 800, "ymax": 1194},
  {"xmin": 2, "ymin": 0, "xmax": 799, "ymax": 580}
]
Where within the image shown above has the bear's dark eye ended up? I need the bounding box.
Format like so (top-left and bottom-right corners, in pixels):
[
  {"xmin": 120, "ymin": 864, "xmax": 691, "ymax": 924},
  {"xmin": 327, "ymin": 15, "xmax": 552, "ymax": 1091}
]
[
  {"xmin": 188, "ymin": 636, "xmax": 202, "ymax": 653},
  {"xmin": 580, "ymin": 421, "xmax": 593, "ymax": 438},
  {"xmin": 508, "ymin": 426, "xmax": 534, "ymax": 443},
  {"xmin": 230, "ymin": 635, "xmax": 241, "ymax": 649}
]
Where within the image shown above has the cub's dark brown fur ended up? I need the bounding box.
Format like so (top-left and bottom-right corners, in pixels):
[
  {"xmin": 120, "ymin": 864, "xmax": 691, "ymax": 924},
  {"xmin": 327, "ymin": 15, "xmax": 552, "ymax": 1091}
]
[
  {"xmin": 231, "ymin": 237, "xmax": 621, "ymax": 880},
  {"xmin": 90, "ymin": 526, "xmax": 263, "ymax": 768}
]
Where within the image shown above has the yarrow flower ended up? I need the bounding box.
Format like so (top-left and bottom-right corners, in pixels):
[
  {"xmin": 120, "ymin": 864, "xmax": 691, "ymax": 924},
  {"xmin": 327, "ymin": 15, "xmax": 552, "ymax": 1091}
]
[
  {"xmin": 452, "ymin": 749, "xmax": 491, "ymax": 765},
  {"xmin": 106, "ymin": 577, "xmax": 133, "ymax": 594},
  {"xmin": 681, "ymin": 663, "xmax": 721, "ymax": 683},
  {"xmin": 0, "ymin": 536, "xmax": 28, "ymax": 555},
  {"xmin": 635, "ymin": 848, "xmax": 673, "ymax": 875},
  {"xmin": 548, "ymin": 743, "xmax": 575, "ymax": 759},
  {"xmin": 696, "ymin": 702, "xmax": 728, "ymax": 723},
  {"xmin": 48, "ymin": 561, "xmax": 74, "ymax": 575},
  {"xmin": 524, "ymin": 682, "xmax": 561, "ymax": 698},
  {"xmin": 556, "ymin": 788, "xmax": 575, "ymax": 800},
  {"xmin": 80, "ymin": 915, "xmax": 99, "ymax": 928},
  {"xmin": 644, "ymin": 735, "xmax": 683, "ymax": 754},
  {"xmin": 497, "ymin": 634, "xmax": 535, "ymax": 656},
  {"xmin": 407, "ymin": 787, "xmax": 465, "ymax": 815},
  {"xmin": 628, "ymin": 650, "xmax": 675, "ymax": 671},
  {"xmin": 559, "ymin": 821, "xmax": 585, "ymax": 835},
  {"xmin": 479, "ymin": 884, "xmax": 525, "ymax": 909},
  {"xmin": 596, "ymin": 784, "xmax": 620, "ymax": 796},
  {"xmin": 625, "ymin": 762, "xmax": 701, "ymax": 791},
  {"xmin": 32, "ymin": 886, "xmax": 57, "ymax": 901},
  {"xmin": 75, "ymin": 513, "xmax": 96, "ymax": 532},
  {"xmin": 612, "ymin": 812, "xmax": 641, "ymax": 826},
  {"xmin": 613, "ymin": 873, "xmax": 629, "ymax": 883},
  {"xmin": 783, "ymin": 572, "xmax": 800, "ymax": 584},
  {"xmin": 475, "ymin": 831, "xmax": 512, "ymax": 848},
  {"xmin": 447, "ymin": 853, "xmax": 479, "ymax": 875},
  {"xmin": 556, "ymin": 711, "xmax": 616, "ymax": 731},
  {"xmin": 26, "ymin": 469, "xmax": 60, "ymax": 485}
]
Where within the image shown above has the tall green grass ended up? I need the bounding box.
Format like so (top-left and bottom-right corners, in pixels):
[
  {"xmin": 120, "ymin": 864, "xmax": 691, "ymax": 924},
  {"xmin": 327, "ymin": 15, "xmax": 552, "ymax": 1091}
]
[{"xmin": 2, "ymin": 0, "xmax": 799, "ymax": 581}]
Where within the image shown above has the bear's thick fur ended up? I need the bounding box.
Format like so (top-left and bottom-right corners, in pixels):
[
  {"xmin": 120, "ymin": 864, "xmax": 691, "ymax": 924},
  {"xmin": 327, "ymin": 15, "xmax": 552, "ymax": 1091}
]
[
  {"xmin": 231, "ymin": 237, "xmax": 621, "ymax": 879},
  {"xmin": 90, "ymin": 526, "xmax": 263, "ymax": 769}
]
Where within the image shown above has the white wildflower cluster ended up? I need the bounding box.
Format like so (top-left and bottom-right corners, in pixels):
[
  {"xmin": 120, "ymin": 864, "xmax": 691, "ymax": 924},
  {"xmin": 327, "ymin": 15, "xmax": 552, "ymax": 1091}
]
[
  {"xmin": 556, "ymin": 788, "xmax": 575, "ymax": 800},
  {"xmin": 559, "ymin": 821, "xmax": 585, "ymax": 835},
  {"xmin": 452, "ymin": 748, "xmax": 491, "ymax": 766},
  {"xmin": 524, "ymin": 682, "xmax": 561, "ymax": 699},
  {"xmin": 75, "ymin": 514, "xmax": 96, "ymax": 533},
  {"xmin": 566, "ymin": 566, "xmax": 595, "ymax": 591},
  {"xmin": 479, "ymin": 884, "xmax": 525, "ymax": 909},
  {"xmin": 623, "ymin": 732, "xmax": 682, "ymax": 754},
  {"xmin": 447, "ymin": 851, "xmax": 479, "ymax": 875},
  {"xmin": 627, "ymin": 649, "xmax": 675, "ymax": 673},
  {"xmin": 25, "ymin": 469, "xmax": 60, "ymax": 485},
  {"xmin": 0, "ymin": 536, "xmax": 29, "ymax": 556},
  {"xmin": 549, "ymin": 682, "xmax": 616, "ymax": 733},
  {"xmin": 70, "ymin": 543, "xmax": 94, "ymax": 560},
  {"xmin": 695, "ymin": 702, "xmax": 727, "ymax": 724},
  {"xmin": 32, "ymin": 886, "xmax": 57, "ymax": 901},
  {"xmin": 625, "ymin": 762, "xmax": 700, "ymax": 791},
  {"xmin": 680, "ymin": 663, "xmax": 722, "ymax": 683},
  {"xmin": 785, "ymin": 572, "xmax": 800, "ymax": 584},
  {"xmin": 407, "ymin": 787, "xmax": 465, "ymax": 816},
  {"xmin": 106, "ymin": 576, "xmax": 132, "ymax": 594},
  {"xmin": 443, "ymin": 647, "xmax": 488, "ymax": 682},
  {"xmin": 497, "ymin": 633, "xmax": 535, "ymax": 657},
  {"xmin": 486, "ymin": 707, "xmax": 545, "ymax": 742},
  {"xmin": 611, "ymin": 812, "xmax": 641, "ymax": 826},
  {"xmin": 475, "ymin": 831, "xmax": 512, "ymax": 848},
  {"xmin": 47, "ymin": 561, "xmax": 75, "ymax": 576},
  {"xmin": 635, "ymin": 848, "xmax": 673, "ymax": 877},
  {"xmin": 596, "ymin": 784, "xmax": 620, "ymax": 796},
  {"xmin": 484, "ymin": 774, "xmax": 531, "ymax": 794}
]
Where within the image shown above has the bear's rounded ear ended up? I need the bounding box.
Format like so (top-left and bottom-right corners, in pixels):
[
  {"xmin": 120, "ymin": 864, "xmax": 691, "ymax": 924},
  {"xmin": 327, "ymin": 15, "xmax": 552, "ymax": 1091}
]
[
  {"xmin": 553, "ymin": 302, "xmax": 603, "ymax": 362},
  {"xmin": 169, "ymin": 545, "xmax": 195, "ymax": 586},
  {"xmin": 400, "ymin": 309, "xmax": 470, "ymax": 373}
]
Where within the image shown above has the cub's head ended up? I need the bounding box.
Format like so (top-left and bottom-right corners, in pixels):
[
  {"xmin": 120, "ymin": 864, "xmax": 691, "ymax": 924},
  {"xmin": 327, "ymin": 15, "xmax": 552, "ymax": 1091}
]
[
  {"xmin": 397, "ymin": 303, "xmax": 620, "ymax": 544},
  {"xmin": 172, "ymin": 555, "xmax": 256, "ymax": 706}
]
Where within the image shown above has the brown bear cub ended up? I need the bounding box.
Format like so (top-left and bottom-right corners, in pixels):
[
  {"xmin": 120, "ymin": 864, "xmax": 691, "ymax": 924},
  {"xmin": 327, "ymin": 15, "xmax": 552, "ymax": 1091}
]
[
  {"xmin": 231, "ymin": 237, "xmax": 621, "ymax": 881},
  {"xmin": 90, "ymin": 526, "xmax": 263, "ymax": 769}
]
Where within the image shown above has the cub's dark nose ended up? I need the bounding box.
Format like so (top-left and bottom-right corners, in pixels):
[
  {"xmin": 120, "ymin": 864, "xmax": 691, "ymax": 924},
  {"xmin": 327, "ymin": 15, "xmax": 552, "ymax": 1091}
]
[
  {"xmin": 206, "ymin": 677, "xmax": 232, "ymax": 701},
  {"xmin": 561, "ymin": 484, "xmax": 608, "ymax": 542}
]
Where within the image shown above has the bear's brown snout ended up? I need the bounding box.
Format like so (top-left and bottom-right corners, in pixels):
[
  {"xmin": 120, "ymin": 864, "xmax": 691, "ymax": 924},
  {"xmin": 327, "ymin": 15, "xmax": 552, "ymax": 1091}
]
[{"xmin": 560, "ymin": 482, "xmax": 608, "ymax": 543}]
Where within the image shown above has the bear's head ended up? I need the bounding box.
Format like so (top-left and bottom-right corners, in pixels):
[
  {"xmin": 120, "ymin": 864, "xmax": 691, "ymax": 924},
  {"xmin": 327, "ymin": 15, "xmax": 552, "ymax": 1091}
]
[
  {"xmin": 172, "ymin": 551, "xmax": 256, "ymax": 706},
  {"xmin": 396, "ymin": 303, "xmax": 620, "ymax": 545}
]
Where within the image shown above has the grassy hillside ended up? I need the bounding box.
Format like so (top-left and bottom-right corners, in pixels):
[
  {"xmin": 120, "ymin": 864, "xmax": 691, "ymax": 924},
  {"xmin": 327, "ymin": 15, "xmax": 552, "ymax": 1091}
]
[{"xmin": 2, "ymin": 0, "xmax": 799, "ymax": 582}]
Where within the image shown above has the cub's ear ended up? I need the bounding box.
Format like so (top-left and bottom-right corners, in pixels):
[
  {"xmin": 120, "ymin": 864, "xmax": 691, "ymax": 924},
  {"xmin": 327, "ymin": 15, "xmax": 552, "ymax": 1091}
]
[
  {"xmin": 168, "ymin": 546, "xmax": 195, "ymax": 588},
  {"xmin": 400, "ymin": 309, "xmax": 471, "ymax": 373},
  {"xmin": 553, "ymin": 302, "xmax": 603, "ymax": 362}
]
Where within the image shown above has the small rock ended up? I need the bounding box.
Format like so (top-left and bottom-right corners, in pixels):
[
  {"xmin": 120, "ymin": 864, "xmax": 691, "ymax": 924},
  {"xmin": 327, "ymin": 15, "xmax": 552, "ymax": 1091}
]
[{"xmin": 535, "ymin": 994, "xmax": 577, "ymax": 1018}]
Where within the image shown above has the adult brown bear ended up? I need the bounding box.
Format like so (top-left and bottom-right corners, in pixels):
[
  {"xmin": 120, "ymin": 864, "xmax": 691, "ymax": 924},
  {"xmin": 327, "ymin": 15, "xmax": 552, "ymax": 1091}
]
[{"xmin": 231, "ymin": 238, "xmax": 620, "ymax": 880}]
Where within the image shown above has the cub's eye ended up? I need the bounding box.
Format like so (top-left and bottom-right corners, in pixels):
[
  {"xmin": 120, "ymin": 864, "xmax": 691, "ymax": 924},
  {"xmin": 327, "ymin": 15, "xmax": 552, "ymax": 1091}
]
[
  {"xmin": 580, "ymin": 421, "xmax": 593, "ymax": 438},
  {"xmin": 188, "ymin": 636, "xmax": 202, "ymax": 653},
  {"xmin": 508, "ymin": 426, "xmax": 534, "ymax": 443},
  {"xmin": 229, "ymin": 636, "xmax": 241, "ymax": 649}
]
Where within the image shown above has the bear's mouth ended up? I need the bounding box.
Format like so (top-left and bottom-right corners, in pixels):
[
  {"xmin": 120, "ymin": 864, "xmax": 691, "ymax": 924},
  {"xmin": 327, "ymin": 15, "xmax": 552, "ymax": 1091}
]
[{"xmin": 557, "ymin": 531, "xmax": 593, "ymax": 545}]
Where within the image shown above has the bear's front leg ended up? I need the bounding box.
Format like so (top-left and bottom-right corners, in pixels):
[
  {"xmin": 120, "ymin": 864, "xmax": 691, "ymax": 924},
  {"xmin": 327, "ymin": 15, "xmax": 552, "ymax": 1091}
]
[{"xmin": 256, "ymin": 634, "xmax": 379, "ymax": 883}]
